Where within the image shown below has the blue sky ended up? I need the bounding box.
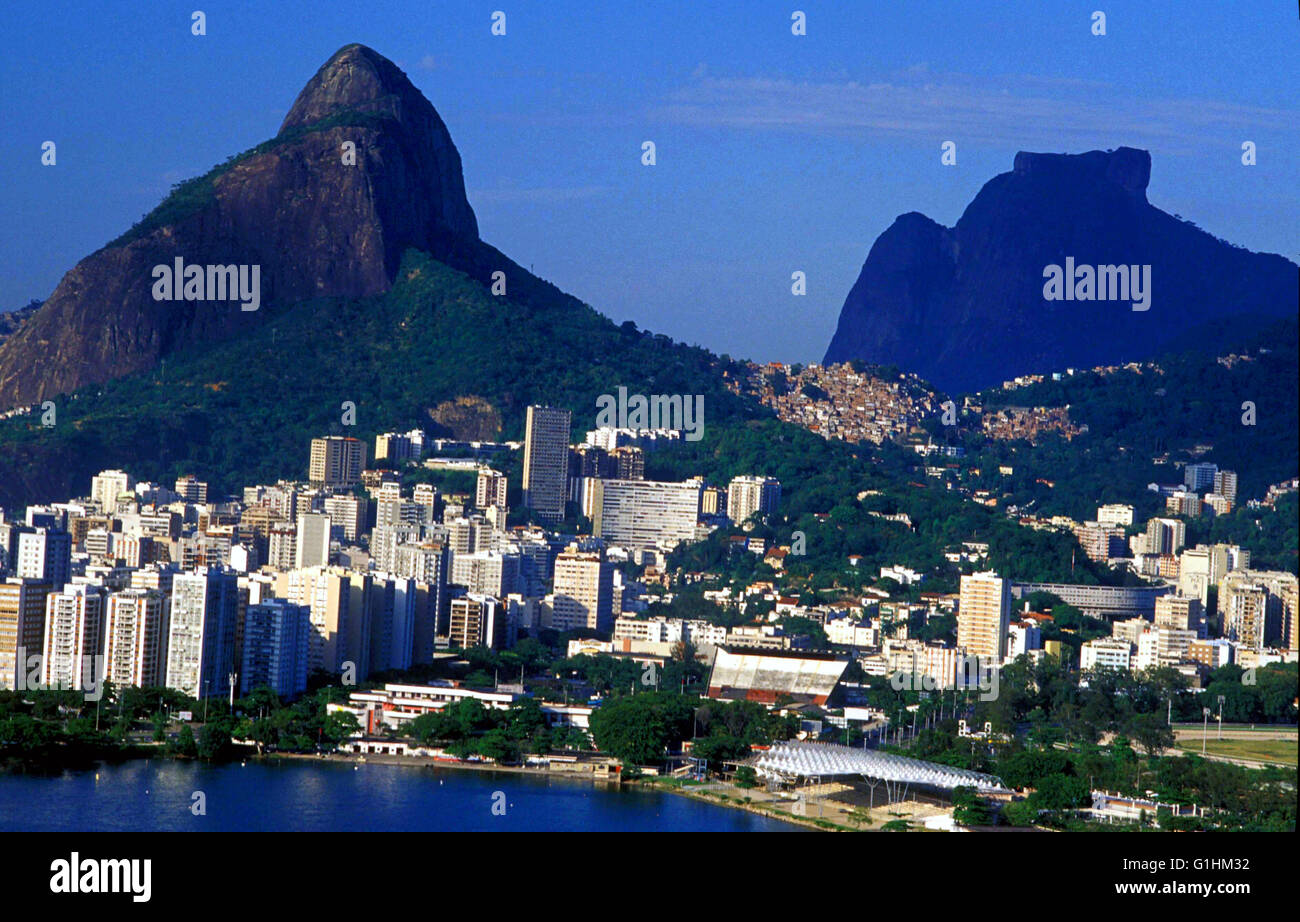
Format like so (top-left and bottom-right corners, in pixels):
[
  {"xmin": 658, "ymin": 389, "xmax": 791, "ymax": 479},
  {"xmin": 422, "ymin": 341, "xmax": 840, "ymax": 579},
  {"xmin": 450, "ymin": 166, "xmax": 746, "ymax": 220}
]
[{"xmin": 2, "ymin": 1, "xmax": 1296, "ymax": 363}]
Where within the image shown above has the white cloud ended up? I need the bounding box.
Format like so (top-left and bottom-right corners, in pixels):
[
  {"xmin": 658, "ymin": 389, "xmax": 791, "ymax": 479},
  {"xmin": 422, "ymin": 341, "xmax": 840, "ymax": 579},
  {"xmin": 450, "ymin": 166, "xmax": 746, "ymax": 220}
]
[{"xmin": 650, "ymin": 71, "xmax": 1287, "ymax": 153}]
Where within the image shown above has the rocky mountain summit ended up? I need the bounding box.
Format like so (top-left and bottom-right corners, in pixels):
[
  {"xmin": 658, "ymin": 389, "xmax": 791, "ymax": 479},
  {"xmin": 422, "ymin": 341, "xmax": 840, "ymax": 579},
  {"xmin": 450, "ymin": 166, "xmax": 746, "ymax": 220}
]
[{"xmin": 823, "ymin": 147, "xmax": 1297, "ymax": 394}]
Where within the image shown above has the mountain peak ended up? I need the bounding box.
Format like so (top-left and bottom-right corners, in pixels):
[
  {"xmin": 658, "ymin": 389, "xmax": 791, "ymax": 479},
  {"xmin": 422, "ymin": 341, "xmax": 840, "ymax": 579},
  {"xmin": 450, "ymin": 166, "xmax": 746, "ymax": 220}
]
[
  {"xmin": 824, "ymin": 148, "xmax": 1296, "ymax": 393},
  {"xmin": 0, "ymin": 43, "xmax": 481, "ymax": 411},
  {"xmin": 280, "ymin": 44, "xmax": 420, "ymax": 133},
  {"xmin": 1012, "ymin": 147, "xmax": 1151, "ymax": 200}
]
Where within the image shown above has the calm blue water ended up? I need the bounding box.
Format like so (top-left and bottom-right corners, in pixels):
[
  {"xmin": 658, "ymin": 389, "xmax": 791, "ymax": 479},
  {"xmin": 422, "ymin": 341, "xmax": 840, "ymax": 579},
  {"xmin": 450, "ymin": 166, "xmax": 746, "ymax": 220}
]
[{"xmin": 0, "ymin": 759, "xmax": 801, "ymax": 831}]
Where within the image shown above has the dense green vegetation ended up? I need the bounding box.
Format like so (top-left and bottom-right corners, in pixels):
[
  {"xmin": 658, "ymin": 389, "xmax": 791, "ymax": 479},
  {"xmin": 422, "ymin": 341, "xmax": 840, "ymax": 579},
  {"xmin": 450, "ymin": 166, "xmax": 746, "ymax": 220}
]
[
  {"xmin": 867, "ymin": 658, "xmax": 1297, "ymax": 830},
  {"xmin": 0, "ymin": 249, "xmax": 751, "ymax": 507},
  {"xmin": 401, "ymin": 697, "xmax": 587, "ymax": 762},
  {"xmin": 961, "ymin": 317, "xmax": 1298, "ymax": 524},
  {"xmin": 0, "ymin": 684, "xmax": 359, "ymax": 767}
]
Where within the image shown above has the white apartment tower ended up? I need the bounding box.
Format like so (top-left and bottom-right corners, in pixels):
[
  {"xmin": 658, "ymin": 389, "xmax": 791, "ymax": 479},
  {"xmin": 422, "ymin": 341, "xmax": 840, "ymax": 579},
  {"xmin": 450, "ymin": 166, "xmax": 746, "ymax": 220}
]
[
  {"xmin": 165, "ymin": 568, "xmax": 239, "ymax": 699},
  {"xmin": 42, "ymin": 584, "xmax": 105, "ymax": 692},
  {"xmin": 726, "ymin": 475, "xmax": 781, "ymax": 523},
  {"xmin": 551, "ymin": 547, "xmax": 614, "ymax": 633},
  {"xmin": 957, "ymin": 571, "xmax": 1011, "ymax": 664},
  {"xmin": 103, "ymin": 589, "xmax": 170, "ymax": 688}
]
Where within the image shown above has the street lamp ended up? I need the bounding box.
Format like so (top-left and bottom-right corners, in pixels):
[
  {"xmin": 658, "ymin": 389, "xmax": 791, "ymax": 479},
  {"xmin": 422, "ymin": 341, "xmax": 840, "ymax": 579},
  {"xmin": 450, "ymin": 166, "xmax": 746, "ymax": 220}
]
[
  {"xmin": 1216, "ymin": 695, "xmax": 1225, "ymax": 740},
  {"xmin": 1201, "ymin": 706, "xmax": 1210, "ymax": 755}
]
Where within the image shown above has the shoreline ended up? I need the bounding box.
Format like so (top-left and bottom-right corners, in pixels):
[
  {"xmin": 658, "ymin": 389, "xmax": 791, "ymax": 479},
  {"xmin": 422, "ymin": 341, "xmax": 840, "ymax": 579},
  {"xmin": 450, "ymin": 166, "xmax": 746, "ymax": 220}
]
[
  {"xmin": 265, "ymin": 750, "xmax": 827, "ymax": 830},
  {"xmin": 3, "ymin": 746, "xmax": 824, "ymax": 831}
]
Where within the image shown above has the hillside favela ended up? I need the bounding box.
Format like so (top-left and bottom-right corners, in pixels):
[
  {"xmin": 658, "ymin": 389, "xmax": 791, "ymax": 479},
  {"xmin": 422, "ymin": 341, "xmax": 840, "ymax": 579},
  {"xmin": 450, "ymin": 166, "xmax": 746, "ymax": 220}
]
[{"xmin": 0, "ymin": 3, "xmax": 1296, "ymax": 899}]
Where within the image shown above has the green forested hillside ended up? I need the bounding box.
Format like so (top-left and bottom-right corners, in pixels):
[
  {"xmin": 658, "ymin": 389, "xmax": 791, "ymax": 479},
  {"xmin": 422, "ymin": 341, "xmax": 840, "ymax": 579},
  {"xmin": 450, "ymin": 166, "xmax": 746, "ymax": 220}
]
[
  {"xmin": 0, "ymin": 249, "xmax": 749, "ymax": 506},
  {"xmin": 958, "ymin": 317, "xmax": 1298, "ymax": 520}
]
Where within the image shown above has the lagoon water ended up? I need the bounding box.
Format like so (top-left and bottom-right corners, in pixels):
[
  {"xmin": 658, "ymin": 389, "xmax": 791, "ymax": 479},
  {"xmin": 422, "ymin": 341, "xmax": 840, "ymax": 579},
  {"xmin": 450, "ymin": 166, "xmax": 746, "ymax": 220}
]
[{"xmin": 0, "ymin": 759, "xmax": 801, "ymax": 832}]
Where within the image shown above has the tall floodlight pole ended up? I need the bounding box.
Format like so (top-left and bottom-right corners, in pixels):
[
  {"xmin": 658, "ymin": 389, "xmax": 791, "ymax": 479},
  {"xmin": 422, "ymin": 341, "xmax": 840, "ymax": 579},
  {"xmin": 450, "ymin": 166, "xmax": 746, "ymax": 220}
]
[
  {"xmin": 1216, "ymin": 695, "xmax": 1224, "ymax": 740},
  {"xmin": 1201, "ymin": 707, "xmax": 1210, "ymax": 755}
]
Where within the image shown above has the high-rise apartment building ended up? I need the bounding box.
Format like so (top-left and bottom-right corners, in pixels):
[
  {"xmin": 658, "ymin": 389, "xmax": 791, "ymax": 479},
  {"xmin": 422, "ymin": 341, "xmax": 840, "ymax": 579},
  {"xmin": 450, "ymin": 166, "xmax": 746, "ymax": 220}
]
[
  {"xmin": 448, "ymin": 594, "xmax": 509, "ymax": 650},
  {"xmin": 309, "ymin": 436, "xmax": 366, "ymax": 489},
  {"xmin": 1213, "ymin": 470, "xmax": 1238, "ymax": 505},
  {"xmin": 90, "ymin": 470, "xmax": 134, "ymax": 511},
  {"xmin": 551, "ymin": 547, "xmax": 614, "ymax": 633},
  {"xmin": 412, "ymin": 483, "xmax": 438, "ymax": 518},
  {"xmin": 1219, "ymin": 570, "xmax": 1298, "ymax": 652},
  {"xmin": 240, "ymin": 599, "xmax": 311, "ymax": 699},
  {"xmin": 452, "ymin": 550, "xmax": 521, "ymax": 598},
  {"xmin": 323, "ymin": 494, "xmax": 366, "ymax": 543},
  {"xmin": 1096, "ymin": 503, "xmax": 1134, "ymax": 528},
  {"xmin": 590, "ymin": 479, "xmax": 702, "ymax": 549},
  {"xmin": 0, "ymin": 578, "xmax": 51, "ymax": 689},
  {"xmin": 274, "ymin": 566, "xmax": 353, "ymax": 675},
  {"xmin": 1153, "ymin": 594, "xmax": 1206, "ymax": 638},
  {"xmin": 957, "ymin": 571, "xmax": 1011, "ymax": 663},
  {"xmin": 1073, "ymin": 521, "xmax": 1126, "ymax": 562},
  {"xmin": 174, "ymin": 475, "xmax": 209, "ymax": 504},
  {"xmin": 611, "ymin": 446, "xmax": 645, "ymax": 481},
  {"xmin": 1144, "ymin": 517, "xmax": 1187, "ymax": 556},
  {"xmin": 522, "ymin": 406, "xmax": 571, "ymax": 521},
  {"xmin": 1219, "ymin": 576, "xmax": 1269, "ymax": 650},
  {"xmin": 165, "ymin": 568, "xmax": 239, "ymax": 699},
  {"xmin": 374, "ymin": 432, "xmax": 413, "ymax": 466},
  {"xmin": 726, "ymin": 476, "xmax": 781, "ymax": 523},
  {"xmin": 1178, "ymin": 543, "xmax": 1248, "ymax": 607},
  {"xmin": 476, "ymin": 468, "xmax": 508, "ymax": 514},
  {"xmin": 15, "ymin": 528, "xmax": 72, "ymax": 590},
  {"xmin": 103, "ymin": 589, "xmax": 170, "ymax": 688},
  {"xmin": 42, "ymin": 584, "xmax": 105, "ymax": 692},
  {"xmin": 1184, "ymin": 462, "xmax": 1218, "ymax": 492},
  {"xmin": 295, "ymin": 513, "xmax": 332, "ymax": 569}
]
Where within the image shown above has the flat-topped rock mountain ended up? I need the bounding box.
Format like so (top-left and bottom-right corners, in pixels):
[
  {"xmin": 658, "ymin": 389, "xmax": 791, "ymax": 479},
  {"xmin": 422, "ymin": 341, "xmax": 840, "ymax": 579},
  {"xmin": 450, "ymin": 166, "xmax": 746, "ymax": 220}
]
[{"xmin": 823, "ymin": 147, "xmax": 1298, "ymax": 394}]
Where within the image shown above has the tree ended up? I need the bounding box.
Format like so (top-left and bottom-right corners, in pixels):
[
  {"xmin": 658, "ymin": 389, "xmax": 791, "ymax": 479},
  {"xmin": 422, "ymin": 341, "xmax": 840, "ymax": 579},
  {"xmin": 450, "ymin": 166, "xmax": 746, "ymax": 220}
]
[
  {"xmin": 1127, "ymin": 712, "xmax": 1174, "ymax": 758},
  {"xmin": 951, "ymin": 785, "xmax": 993, "ymax": 826},
  {"xmin": 588, "ymin": 693, "xmax": 693, "ymax": 766},
  {"xmin": 170, "ymin": 724, "xmax": 198, "ymax": 758},
  {"xmin": 198, "ymin": 722, "xmax": 232, "ymax": 761}
]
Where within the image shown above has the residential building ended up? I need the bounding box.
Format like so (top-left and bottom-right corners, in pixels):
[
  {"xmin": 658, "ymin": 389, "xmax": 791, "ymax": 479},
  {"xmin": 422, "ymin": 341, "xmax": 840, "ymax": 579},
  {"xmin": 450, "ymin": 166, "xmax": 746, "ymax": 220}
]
[
  {"xmin": 165, "ymin": 568, "xmax": 239, "ymax": 699},
  {"xmin": 0, "ymin": 578, "xmax": 51, "ymax": 689},
  {"xmin": 726, "ymin": 475, "xmax": 781, "ymax": 523},
  {"xmin": 103, "ymin": 589, "xmax": 169, "ymax": 688},
  {"xmin": 551, "ymin": 547, "xmax": 614, "ymax": 633},
  {"xmin": 295, "ymin": 512, "xmax": 331, "ymax": 569},
  {"xmin": 42, "ymin": 584, "xmax": 105, "ymax": 692},
  {"xmin": 522, "ymin": 406, "xmax": 571, "ymax": 521},
  {"xmin": 590, "ymin": 479, "xmax": 701, "ymax": 549},
  {"xmin": 309, "ymin": 436, "xmax": 366, "ymax": 489},
  {"xmin": 241, "ymin": 599, "xmax": 311, "ymax": 699},
  {"xmin": 15, "ymin": 528, "xmax": 72, "ymax": 589},
  {"xmin": 957, "ymin": 571, "xmax": 1011, "ymax": 663}
]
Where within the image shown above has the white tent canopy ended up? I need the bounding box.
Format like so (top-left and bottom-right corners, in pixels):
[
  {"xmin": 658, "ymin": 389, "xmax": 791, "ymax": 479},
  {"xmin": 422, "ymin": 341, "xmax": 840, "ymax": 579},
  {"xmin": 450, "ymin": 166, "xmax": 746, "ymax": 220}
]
[{"xmin": 754, "ymin": 741, "xmax": 1008, "ymax": 793}]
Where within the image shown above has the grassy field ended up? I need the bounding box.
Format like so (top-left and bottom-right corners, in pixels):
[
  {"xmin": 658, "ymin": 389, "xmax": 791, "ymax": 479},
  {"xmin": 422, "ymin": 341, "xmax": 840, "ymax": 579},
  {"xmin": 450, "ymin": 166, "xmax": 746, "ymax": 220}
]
[{"xmin": 1175, "ymin": 737, "xmax": 1298, "ymax": 765}]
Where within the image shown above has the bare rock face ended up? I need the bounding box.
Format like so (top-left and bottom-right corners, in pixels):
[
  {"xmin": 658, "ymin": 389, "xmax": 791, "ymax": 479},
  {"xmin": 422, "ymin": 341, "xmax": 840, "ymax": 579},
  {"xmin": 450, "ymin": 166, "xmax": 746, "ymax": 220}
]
[
  {"xmin": 824, "ymin": 147, "xmax": 1297, "ymax": 394},
  {"xmin": 0, "ymin": 44, "xmax": 479, "ymax": 410}
]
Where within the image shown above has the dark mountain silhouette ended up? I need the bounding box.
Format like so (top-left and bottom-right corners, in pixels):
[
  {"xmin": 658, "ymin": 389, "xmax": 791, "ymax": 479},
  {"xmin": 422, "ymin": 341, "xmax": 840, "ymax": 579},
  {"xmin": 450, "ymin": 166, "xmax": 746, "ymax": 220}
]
[{"xmin": 823, "ymin": 147, "xmax": 1298, "ymax": 394}]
